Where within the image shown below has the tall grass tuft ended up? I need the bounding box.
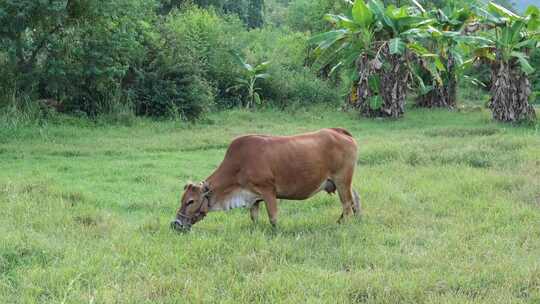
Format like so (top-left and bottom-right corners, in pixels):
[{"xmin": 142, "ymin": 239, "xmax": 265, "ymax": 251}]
[{"xmin": 0, "ymin": 90, "xmax": 43, "ymax": 130}]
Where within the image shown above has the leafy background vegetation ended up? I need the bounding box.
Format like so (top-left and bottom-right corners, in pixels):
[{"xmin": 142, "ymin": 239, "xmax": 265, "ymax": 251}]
[
  {"xmin": 2, "ymin": 0, "xmax": 537, "ymax": 124},
  {"xmin": 0, "ymin": 0, "xmax": 344, "ymax": 123}
]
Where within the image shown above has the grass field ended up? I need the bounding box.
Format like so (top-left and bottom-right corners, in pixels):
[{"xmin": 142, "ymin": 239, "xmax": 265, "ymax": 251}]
[{"xmin": 1, "ymin": 106, "xmax": 539, "ymax": 303}]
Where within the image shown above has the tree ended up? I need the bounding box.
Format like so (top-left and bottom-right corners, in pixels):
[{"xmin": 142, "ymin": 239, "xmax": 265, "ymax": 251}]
[
  {"xmin": 158, "ymin": 0, "xmax": 264, "ymax": 28},
  {"xmin": 413, "ymin": 4, "xmax": 477, "ymax": 108},
  {"xmin": 248, "ymin": 0, "xmax": 265, "ymax": 28},
  {"xmin": 310, "ymin": 0, "xmax": 429, "ymax": 118},
  {"xmin": 0, "ymin": 0, "xmax": 99, "ymax": 91},
  {"xmin": 473, "ymin": 2, "xmax": 539, "ymax": 122}
]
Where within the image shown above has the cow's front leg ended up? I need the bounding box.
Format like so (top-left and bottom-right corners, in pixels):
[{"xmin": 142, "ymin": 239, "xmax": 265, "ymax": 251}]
[{"xmin": 250, "ymin": 201, "xmax": 261, "ymax": 223}]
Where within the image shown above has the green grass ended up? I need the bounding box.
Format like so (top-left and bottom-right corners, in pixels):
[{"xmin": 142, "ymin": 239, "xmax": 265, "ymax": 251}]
[{"xmin": 1, "ymin": 106, "xmax": 539, "ymax": 303}]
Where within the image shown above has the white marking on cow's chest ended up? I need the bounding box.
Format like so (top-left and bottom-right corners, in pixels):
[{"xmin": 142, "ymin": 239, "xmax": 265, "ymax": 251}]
[{"xmin": 212, "ymin": 189, "xmax": 260, "ymax": 211}]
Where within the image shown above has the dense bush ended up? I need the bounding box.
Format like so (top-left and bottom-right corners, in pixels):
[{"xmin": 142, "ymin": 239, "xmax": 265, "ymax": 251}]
[
  {"xmin": 236, "ymin": 27, "xmax": 340, "ymax": 106},
  {"xmin": 286, "ymin": 0, "xmax": 347, "ymax": 33},
  {"xmin": 162, "ymin": 7, "xmax": 244, "ymax": 99},
  {"xmin": 132, "ymin": 52, "xmax": 214, "ymax": 119},
  {"xmin": 42, "ymin": 9, "xmax": 148, "ymax": 115},
  {"xmin": 262, "ymin": 67, "xmax": 339, "ymax": 107},
  {"xmin": 158, "ymin": 0, "xmax": 265, "ymax": 28},
  {"xmin": 0, "ymin": 1, "xmax": 226, "ymax": 120},
  {"xmin": 3, "ymin": 0, "xmax": 536, "ymax": 123}
]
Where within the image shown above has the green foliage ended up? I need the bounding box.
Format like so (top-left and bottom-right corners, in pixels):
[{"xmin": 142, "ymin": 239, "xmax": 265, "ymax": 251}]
[
  {"xmin": 263, "ymin": 67, "xmax": 340, "ymax": 107},
  {"xmin": 238, "ymin": 27, "xmax": 340, "ymax": 107},
  {"xmin": 531, "ymin": 51, "xmax": 540, "ymax": 104},
  {"xmin": 248, "ymin": 0, "xmax": 265, "ymax": 28},
  {"xmin": 45, "ymin": 1, "xmax": 151, "ymax": 115},
  {"xmin": 227, "ymin": 51, "xmax": 270, "ymax": 109},
  {"xmin": 0, "ymin": 0, "xmax": 102, "ymax": 90},
  {"xmin": 132, "ymin": 55, "xmax": 214, "ymax": 119},
  {"xmin": 5, "ymin": 0, "xmax": 535, "ymax": 122},
  {"xmin": 0, "ymin": 90, "xmax": 43, "ymax": 131},
  {"xmin": 407, "ymin": 3, "xmax": 482, "ymax": 103},
  {"xmin": 264, "ymin": 0, "xmax": 289, "ymax": 27},
  {"xmin": 310, "ymin": 0, "xmax": 429, "ymax": 78},
  {"xmin": 472, "ymin": 2, "xmax": 540, "ymax": 74},
  {"xmin": 160, "ymin": 6, "xmax": 244, "ymax": 101},
  {"xmin": 158, "ymin": 0, "xmax": 264, "ymax": 28},
  {"xmin": 286, "ymin": 0, "xmax": 348, "ymax": 33},
  {"xmin": 309, "ymin": 0, "xmax": 432, "ymax": 117},
  {"xmin": 0, "ymin": 2, "xmax": 245, "ymax": 120}
]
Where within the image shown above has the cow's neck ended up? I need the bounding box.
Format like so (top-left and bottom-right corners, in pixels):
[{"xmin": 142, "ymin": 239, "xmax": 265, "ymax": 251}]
[
  {"xmin": 204, "ymin": 176, "xmax": 256, "ymax": 211},
  {"xmin": 203, "ymin": 175, "xmax": 232, "ymax": 211}
]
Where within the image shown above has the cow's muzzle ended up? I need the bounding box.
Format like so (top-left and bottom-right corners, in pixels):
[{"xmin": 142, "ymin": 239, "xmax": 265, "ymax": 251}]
[{"xmin": 170, "ymin": 219, "xmax": 191, "ymax": 232}]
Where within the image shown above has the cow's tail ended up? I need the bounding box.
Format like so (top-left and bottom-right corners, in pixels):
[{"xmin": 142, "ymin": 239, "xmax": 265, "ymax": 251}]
[{"xmin": 330, "ymin": 128, "xmax": 353, "ymax": 138}]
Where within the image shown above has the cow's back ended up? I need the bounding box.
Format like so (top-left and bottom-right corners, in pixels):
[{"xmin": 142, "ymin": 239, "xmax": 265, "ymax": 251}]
[{"xmin": 214, "ymin": 129, "xmax": 357, "ymax": 200}]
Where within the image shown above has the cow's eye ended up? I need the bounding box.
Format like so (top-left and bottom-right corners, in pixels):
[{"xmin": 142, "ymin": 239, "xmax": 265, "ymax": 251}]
[{"xmin": 186, "ymin": 199, "xmax": 194, "ymax": 206}]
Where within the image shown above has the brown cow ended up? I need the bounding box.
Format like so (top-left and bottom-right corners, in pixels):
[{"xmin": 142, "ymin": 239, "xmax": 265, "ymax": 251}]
[{"xmin": 171, "ymin": 128, "xmax": 361, "ymax": 231}]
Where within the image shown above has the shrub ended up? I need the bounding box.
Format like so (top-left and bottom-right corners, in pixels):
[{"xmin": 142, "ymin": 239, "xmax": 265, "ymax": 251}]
[
  {"xmin": 0, "ymin": 1, "xmax": 343, "ymax": 120},
  {"xmin": 236, "ymin": 27, "xmax": 340, "ymax": 107},
  {"xmin": 262, "ymin": 67, "xmax": 340, "ymax": 107},
  {"xmin": 0, "ymin": 91, "xmax": 42, "ymax": 130},
  {"xmin": 163, "ymin": 6, "xmax": 245, "ymax": 99},
  {"xmin": 43, "ymin": 23, "xmax": 144, "ymax": 116},
  {"xmin": 132, "ymin": 55, "xmax": 214, "ymax": 120},
  {"xmin": 286, "ymin": 0, "xmax": 347, "ymax": 33},
  {"xmin": 240, "ymin": 27, "xmax": 308, "ymax": 71}
]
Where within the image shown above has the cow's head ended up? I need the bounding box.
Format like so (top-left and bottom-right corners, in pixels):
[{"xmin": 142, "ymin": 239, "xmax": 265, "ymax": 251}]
[{"xmin": 170, "ymin": 181, "xmax": 212, "ymax": 232}]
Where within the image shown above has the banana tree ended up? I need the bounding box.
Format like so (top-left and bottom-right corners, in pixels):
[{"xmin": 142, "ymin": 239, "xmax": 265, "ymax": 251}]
[
  {"xmin": 412, "ymin": 5, "xmax": 477, "ymax": 108},
  {"xmin": 472, "ymin": 3, "xmax": 539, "ymax": 122},
  {"xmin": 310, "ymin": 0, "xmax": 429, "ymax": 118},
  {"xmin": 227, "ymin": 51, "xmax": 270, "ymax": 109}
]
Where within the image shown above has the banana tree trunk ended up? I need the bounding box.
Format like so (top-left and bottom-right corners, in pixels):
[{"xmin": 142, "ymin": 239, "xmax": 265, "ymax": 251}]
[
  {"xmin": 417, "ymin": 55, "xmax": 457, "ymax": 108},
  {"xmin": 379, "ymin": 52, "xmax": 408, "ymax": 118},
  {"xmin": 489, "ymin": 59, "xmax": 536, "ymax": 122},
  {"xmin": 348, "ymin": 54, "xmax": 373, "ymax": 114},
  {"xmin": 350, "ymin": 47, "xmax": 409, "ymax": 118}
]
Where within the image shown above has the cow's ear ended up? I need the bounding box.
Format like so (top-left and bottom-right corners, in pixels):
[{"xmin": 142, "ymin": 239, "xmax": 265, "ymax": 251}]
[
  {"xmin": 201, "ymin": 181, "xmax": 212, "ymax": 196},
  {"xmin": 184, "ymin": 183, "xmax": 193, "ymax": 191}
]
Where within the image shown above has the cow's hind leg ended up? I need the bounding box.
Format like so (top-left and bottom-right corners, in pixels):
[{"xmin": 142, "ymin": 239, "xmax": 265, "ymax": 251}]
[
  {"xmin": 334, "ymin": 173, "xmax": 355, "ymax": 223},
  {"xmin": 352, "ymin": 189, "xmax": 362, "ymax": 216},
  {"xmin": 261, "ymin": 191, "xmax": 278, "ymax": 228},
  {"xmin": 250, "ymin": 201, "xmax": 261, "ymax": 223}
]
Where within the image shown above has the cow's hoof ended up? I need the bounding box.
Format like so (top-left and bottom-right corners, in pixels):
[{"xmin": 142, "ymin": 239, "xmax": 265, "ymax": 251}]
[{"xmin": 337, "ymin": 214, "xmax": 354, "ymax": 224}]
